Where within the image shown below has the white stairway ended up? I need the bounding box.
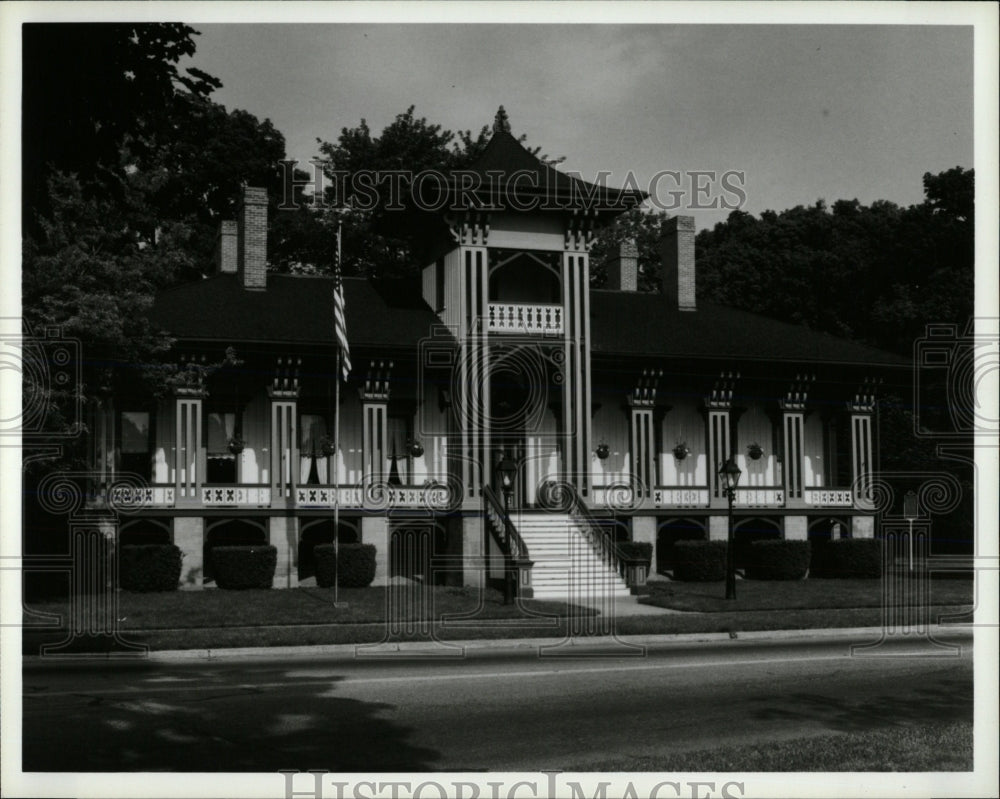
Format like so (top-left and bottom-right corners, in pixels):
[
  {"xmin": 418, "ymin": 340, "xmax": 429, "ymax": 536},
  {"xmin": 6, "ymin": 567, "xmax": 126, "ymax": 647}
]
[{"xmin": 512, "ymin": 512, "xmax": 632, "ymax": 601}]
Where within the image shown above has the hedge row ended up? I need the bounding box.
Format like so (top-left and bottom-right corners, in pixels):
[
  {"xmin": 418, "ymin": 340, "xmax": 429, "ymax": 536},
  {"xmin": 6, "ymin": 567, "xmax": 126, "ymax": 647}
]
[
  {"xmin": 315, "ymin": 543, "xmax": 377, "ymax": 588},
  {"xmin": 616, "ymin": 541, "xmax": 653, "ymax": 564},
  {"xmin": 745, "ymin": 539, "xmax": 811, "ymax": 581},
  {"xmin": 811, "ymin": 538, "xmax": 881, "ymax": 578},
  {"xmin": 673, "ymin": 540, "xmax": 727, "ymax": 581},
  {"xmin": 119, "ymin": 544, "xmax": 182, "ymax": 592},
  {"xmin": 211, "ymin": 545, "xmax": 276, "ymax": 589}
]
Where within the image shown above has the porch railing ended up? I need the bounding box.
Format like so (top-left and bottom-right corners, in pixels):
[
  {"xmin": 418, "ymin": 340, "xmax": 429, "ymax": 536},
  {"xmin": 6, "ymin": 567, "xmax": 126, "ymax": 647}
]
[
  {"xmin": 483, "ymin": 485, "xmax": 530, "ymax": 561},
  {"xmin": 483, "ymin": 485, "xmax": 533, "ymax": 598},
  {"xmin": 555, "ymin": 481, "xmax": 625, "ymax": 583},
  {"xmin": 487, "ymin": 302, "xmax": 563, "ymax": 335}
]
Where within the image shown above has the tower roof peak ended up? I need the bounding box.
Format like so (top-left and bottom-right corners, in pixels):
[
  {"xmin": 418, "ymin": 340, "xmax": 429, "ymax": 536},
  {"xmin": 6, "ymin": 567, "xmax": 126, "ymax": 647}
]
[{"xmin": 493, "ymin": 105, "xmax": 511, "ymax": 135}]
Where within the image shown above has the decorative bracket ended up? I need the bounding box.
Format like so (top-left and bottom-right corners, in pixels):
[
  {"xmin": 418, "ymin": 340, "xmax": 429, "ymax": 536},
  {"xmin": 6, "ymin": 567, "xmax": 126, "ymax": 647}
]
[
  {"xmin": 779, "ymin": 372, "xmax": 816, "ymax": 411},
  {"xmin": 268, "ymin": 356, "xmax": 301, "ymax": 399},
  {"xmin": 445, "ymin": 209, "xmax": 491, "ymax": 246},
  {"xmin": 704, "ymin": 370, "xmax": 740, "ymax": 410},
  {"xmin": 565, "ymin": 208, "xmax": 597, "ymax": 251},
  {"xmin": 628, "ymin": 368, "xmax": 663, "ymax": 408},
  {"xmin": 360, "ymin": 360, "xmax": 394, "ymax": 402},
  {"xmin": 847, "ymin": 376, "xmax": 880, "ymax": 413}
]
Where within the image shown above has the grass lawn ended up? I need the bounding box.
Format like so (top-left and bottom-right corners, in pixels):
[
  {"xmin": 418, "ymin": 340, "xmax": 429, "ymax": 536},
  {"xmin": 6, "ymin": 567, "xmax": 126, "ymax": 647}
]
[
  {"xmin": 577, "ymin": 720, "xmax": 973, "ymax": 771},
  {"xmin": 640, "ymin": 575, "xmax": 974, "ymax": 612},
  {"xmin": 21, "ymin": 577, "xmax": 974, "ymax": 653}
]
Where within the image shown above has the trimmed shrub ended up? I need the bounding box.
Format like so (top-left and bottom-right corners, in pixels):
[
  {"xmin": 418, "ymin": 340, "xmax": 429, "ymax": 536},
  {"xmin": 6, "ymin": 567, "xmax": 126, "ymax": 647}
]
[
  {"xmin": 119, "ymin": 544, "xmax": 182, "ymax": 592},
  {"xmin": 811, "ymin": 538, "xmax": 882, "ymax": 578},
  {"xmin": 745, "ymin": 539, "xmax": 811, "ymax": 580},
  {"xmin": 315, "ymin": 543, "xmax": 377, "ymax": 588},
  {"xmin": 211, "ymin": 545, "xmax": 276, "ymax": 589},
  {"xmin": 672, "ymin": 540, "xmax": 727, "ymax": 581},
  {"xmin": 616, "ymin": 541, "xmax": 653, "ymax": 564}
]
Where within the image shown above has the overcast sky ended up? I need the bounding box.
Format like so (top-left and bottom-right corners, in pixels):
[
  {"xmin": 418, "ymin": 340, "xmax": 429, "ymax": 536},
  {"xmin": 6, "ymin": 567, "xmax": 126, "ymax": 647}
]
[{"xmin": 185, "ymin": 22, "xmax": 973, "ymax": 230}]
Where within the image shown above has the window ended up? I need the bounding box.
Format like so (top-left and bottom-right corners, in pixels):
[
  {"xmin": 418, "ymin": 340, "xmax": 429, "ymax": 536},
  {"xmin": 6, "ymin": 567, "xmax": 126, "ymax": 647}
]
[
  {"xmin": 205, "ymin": 411, "xmax": 237, "ymax": 484},
  {"xmin": 119, "ymin": 411, "xmax": 151, "ymax": 479},
  {"xmin": 299, "ymin": 413, "xmax": 329, "ymax": 485},
  {"xmin": 387, "ymin": 414, "xmax": 411, "ymax": 485}
]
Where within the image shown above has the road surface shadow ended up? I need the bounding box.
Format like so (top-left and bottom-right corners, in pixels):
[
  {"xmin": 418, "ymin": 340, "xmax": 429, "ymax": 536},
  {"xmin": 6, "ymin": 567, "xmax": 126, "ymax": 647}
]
[
  {"xmin": 23, "ymin": 667, "xmax": 440, "ymax": 771},
  {"xmin": 752, "ymin": 677, "xmax": 973, "ymax": 732}
]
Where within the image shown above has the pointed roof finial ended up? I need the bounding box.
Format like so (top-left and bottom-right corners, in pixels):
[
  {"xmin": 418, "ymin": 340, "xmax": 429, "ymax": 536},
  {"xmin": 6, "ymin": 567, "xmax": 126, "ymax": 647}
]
[{"xmin": 493, "ymin": 105, "xmax": 511, "ymax": 135}]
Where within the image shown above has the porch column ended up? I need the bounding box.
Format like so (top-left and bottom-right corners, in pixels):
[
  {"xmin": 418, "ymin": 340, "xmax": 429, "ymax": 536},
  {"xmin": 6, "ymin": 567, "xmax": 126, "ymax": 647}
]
[
  {"xmin": 269, "ymin": 357, "xmax": 301, "ymax": 506},
  {"xmin": 706, "ymin": 410, "xmax": 731, "ymax": 508},
  {"xmin": 269, "ymin": 515, "xmax": 299, "ymax": 588},
  {"xmin": 779, "ymin": 375, "xmax": 814, "ymax": 509},
  {"xmin": 359, "ymin": 360, "xmax": 392, "ymax": 489},
  {"xmin": 173, "ymin": 516, "xmax": 204, "ymax": 589},
  {"xmin": 269, "ymin": 397, "xmax": 298, "ymax": 504},
  {"xmin": 362, "ymin": 516, "xmax": 390, "ymax": 586},
  {"xmin": 627, "ymin": 369, "xmax": 661, "ymax": 501},
  {"xmin": 561, "ymin": 248, "xmax": 592, "ymax": 497},
  {"xmin": 629, "ymin": 407, "xmax": 656, "ymax": 499},
  {"xmin": 781, "ymin": 412, "xmax": 805, "ymax": 505},
  {"xmin": 456, "ymin": 243, "xmax": 489, "ymax": 500},
  {"xmin": 847, "ymin": 381, "xmax": 877, "ymax": 505},
  {"xmin": 705, "ymin": 371, "xmax": 737, "ymax": 509},
  {"xmin": 173, "ymin": 389, "xmax": 205, "ymax": 506}
]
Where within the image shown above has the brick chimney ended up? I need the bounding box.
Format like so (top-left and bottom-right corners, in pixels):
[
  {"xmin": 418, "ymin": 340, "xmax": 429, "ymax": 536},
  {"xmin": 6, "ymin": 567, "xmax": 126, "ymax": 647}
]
[
  {"xmin": 605, "ymin": 239, "xmax": 638, "ymax": 291},
  {"xmin": 215, "ymin": 220, "xmax": 238, "ymax": 274},
  {"xmin": 660, "ymin": 215, "xmax": 696, "ymax": 311},
  {"xmin": 237, "ymin": 186, "xmax": 268, "ymax": 290}
]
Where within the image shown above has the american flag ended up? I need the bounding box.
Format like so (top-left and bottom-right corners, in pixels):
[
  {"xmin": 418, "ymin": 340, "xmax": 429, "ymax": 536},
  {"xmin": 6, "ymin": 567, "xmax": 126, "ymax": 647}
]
[{"xmin": 333, "ymin": 262, "xmax": 351, "ymax": 382}]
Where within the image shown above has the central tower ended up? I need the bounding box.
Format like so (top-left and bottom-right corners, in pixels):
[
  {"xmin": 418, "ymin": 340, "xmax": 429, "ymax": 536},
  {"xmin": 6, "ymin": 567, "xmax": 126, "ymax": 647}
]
[{"xmin": 413, "ymin": 108, "xmax": 645, "ymax": 508}]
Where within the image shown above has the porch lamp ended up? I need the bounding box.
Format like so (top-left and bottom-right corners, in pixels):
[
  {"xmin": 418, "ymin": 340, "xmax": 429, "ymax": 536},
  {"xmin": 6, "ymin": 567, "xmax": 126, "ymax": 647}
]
[
  {"xmin": 496, "ymin": 454, "xmax": 518, "ymax": 605},
  {"xmin": 718, "ymin": 455, "xmax": 742, "ymax": 600}
]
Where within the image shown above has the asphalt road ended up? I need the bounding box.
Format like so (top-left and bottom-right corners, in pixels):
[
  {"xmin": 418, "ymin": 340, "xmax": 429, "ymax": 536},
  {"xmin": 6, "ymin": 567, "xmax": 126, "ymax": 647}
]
[{"xmin": 21, "ymin": 632, "xmax": 973, "ymax": 772}]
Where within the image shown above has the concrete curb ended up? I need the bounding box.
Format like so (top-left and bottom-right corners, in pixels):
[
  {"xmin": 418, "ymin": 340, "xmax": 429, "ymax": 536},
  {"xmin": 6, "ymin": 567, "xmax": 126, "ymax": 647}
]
[{"xmin": 22, "ymin": 624, "xmax": 974, "ymax": 666}]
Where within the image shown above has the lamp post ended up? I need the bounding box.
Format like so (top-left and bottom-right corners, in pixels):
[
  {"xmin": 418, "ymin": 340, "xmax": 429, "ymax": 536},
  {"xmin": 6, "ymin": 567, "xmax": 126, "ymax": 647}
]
[
  {"xmin": 718, "ymin": 455, "xmax": 742, "ymax": 600},
  {"xmin": 496, "ymin": 454, "xmax": 518, "ymax": 605}
]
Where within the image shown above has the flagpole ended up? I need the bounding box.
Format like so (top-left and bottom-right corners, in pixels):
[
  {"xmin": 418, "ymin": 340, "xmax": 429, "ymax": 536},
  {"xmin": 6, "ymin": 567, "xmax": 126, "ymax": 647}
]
[
  {"xmin": 334, "ymin": 347, "xmax": 340, "ymax": 606},
  {"xmin": 334, "ymin": 214, "xmax": 343, "ymax": 607}
]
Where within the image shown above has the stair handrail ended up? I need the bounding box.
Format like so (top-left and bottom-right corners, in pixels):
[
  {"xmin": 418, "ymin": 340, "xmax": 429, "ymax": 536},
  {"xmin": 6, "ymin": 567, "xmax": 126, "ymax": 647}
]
[
  {"xmin": 482, "ymin": 484, "xmax": 530, "ymax": 562},
  {"xmin": 553, "ymin": 481, "xmax": 623, "ymax": 578}
]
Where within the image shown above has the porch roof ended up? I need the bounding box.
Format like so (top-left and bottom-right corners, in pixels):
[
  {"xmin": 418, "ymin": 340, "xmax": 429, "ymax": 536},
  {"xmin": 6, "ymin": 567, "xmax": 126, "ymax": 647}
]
[
  {"xmin": 588, "ymin": 290, "xmax": 909, "ymax": 367},
  {"xmin": 149, "ymin": 274, "xmax": 449, "ymax": 348}
]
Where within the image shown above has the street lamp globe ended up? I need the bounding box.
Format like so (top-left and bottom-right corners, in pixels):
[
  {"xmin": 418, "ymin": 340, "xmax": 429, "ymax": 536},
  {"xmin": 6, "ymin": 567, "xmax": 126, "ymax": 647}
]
[
  {"xmin": 718, "ymin": 455, "xmax": 742, "ymax": 494},
  {"xmin": 497, "ymin": 455, "xmax": 517, "ymax": 501}
]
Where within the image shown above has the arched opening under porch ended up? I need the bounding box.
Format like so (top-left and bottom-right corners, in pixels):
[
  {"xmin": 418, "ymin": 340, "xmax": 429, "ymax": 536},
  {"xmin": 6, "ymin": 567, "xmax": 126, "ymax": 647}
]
[
  {"xmin": 733, "ymin": 517, "xmax": 782, "ymax": 570},
  {"xmin": 298, "ymin": 518, "xmax": 360, "ymax": 582},
  {"xmin": 203, "ymin": 518, "xmax": 267, "ymax": 585},
  {"xmin": 656, "ymin": 518, "xmax": 707, "ymax": 575}
]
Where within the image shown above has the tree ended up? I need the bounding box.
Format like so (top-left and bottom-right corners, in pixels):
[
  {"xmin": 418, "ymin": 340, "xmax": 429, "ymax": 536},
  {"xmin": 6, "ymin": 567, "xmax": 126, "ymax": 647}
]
[
  {"xmin": 292, "ymin": 106, "xmax": 563, "ymax": 277},
  {"xmin": 22, "ymin": 23, "xmax": 221, "ymax": 227},
  {"xmin": 21, "ymin": 24, "xmax": 286, "ymax": 463},
  {"xmin": 589, "ymin": 207, "xmax": 669, "ymax": 293},
  {"xmin": 693, "ymin": 168, "xmax": 974, "ymax": 356}
]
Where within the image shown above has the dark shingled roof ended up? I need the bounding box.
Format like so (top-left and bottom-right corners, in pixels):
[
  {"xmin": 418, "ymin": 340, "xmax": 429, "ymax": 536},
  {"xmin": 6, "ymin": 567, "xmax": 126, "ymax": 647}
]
[
  {"xmin": 149, "ymin": 274, "xmax": 446, "ymax": 348},
  {"xmin": 589, "ymin": 290, "xmax": 908, "ymax": 367},
  {"xmin": 150, "ymin": 275, "xmax": 906, "ymax": 368},
  {"xmin": 448, "ymin": 130, "xmax": 646, "ymax": 212}
]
